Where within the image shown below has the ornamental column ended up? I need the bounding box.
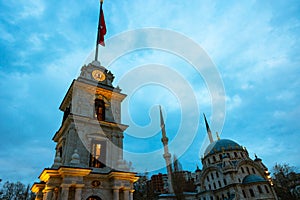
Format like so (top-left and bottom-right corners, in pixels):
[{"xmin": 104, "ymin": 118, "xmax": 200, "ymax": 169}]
[
  {"xmin": 35, "ymin": 189, "xmax": 43, "ymax": 200},
  {"xmin": 60, "ymin": 184, "xmax": 70, "ymax": 199},
  {"xmin": 129, "ymin": 190, "xmax": 134, "ymax": 200},
  {"xmin": 113, "ymin": 188, "xmax": 119, "ymax": 200},
  {"xmin": 75, "ymin": 184, "xmax": 84, "ymax": 200},
  {"xmin": 123, "ymin": 189, "xmax": 129, "ymax": 200},
  {"xmin": 42, "ymin": 186, "xmax": 53, "ymax": 200}
]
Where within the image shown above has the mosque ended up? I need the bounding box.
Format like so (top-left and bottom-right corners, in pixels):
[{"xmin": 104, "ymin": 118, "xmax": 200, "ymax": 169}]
[
  {"xmin": 194, "ymin": 116, "xmax": 278, "ymax": 199},
  {"xmin": 152, "ymin": 109, "xmax": 278, "ymax": 200}
]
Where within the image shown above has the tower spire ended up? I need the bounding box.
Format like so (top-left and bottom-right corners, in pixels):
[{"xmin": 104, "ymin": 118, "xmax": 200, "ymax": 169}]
[
  {"xmin": 203, "ymin": 113, "xmax": 214, "ymax": 143},
  {"xmin": 159, "ymin": 106, "xmax": 174, "ymax": 193}
]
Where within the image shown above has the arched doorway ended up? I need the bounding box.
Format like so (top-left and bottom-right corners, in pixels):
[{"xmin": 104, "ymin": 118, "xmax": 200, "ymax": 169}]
[{"xmin": 87, "ymin": 196, "xmax": 102, "ymax": 200}]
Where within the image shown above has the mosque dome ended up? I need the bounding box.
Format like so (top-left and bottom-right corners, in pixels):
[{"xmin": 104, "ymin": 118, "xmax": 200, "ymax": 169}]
[
  {"xmin": 204, "ymin": 139, "xmax": 244, "ymax": 156},
  {"xmin": 242, "ymin": 174, "xmax": 267, "ymax": 184}
]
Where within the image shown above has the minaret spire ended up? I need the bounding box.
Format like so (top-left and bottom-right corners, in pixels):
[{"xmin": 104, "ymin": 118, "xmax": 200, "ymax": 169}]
[
  {"xmin": 159, "ymin": 106, "xmax": 174, "ymax": 193},
  {"xmin": 203, "ymin": 113, "xmax": 214, "ymax": 143}
]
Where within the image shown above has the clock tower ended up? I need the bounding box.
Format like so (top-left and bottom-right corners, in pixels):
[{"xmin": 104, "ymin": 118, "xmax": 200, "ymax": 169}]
[{"xmin": 31, "ymin": 60, "xmax": 138, "ymax": 200}]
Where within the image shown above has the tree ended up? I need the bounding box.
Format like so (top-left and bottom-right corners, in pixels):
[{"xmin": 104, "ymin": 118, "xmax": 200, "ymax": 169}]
[
  {"xmin": 133, "ymin": 173, "xmax": 149, "ymax": 200},
  {"xmin": 272, "ymin": 163, "xmax": 300, "ymax": 200},
  {"xmin": 0, "ymin": 180, "xmax": 35, "ymax": 200}
]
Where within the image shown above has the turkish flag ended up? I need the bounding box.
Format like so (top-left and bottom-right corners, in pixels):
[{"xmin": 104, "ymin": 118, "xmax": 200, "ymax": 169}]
[{"xmin": 97, "ymin": 4, "xmax": 106, "ymax": 46}]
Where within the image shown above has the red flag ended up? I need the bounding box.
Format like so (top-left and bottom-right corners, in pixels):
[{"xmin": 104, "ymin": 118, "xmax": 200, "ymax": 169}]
[{"xmin": 97, "ymin": 3, "xmax": 106, "ymax": 46}]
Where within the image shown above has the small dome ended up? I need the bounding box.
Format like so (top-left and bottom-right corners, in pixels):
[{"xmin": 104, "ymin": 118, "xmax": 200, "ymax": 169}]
[
  {"xmin": 72, "ymin": 149, "xmax": 80, "ymax": 160},
  {"xmin": 242, "ymin": 174, "xmax": 267, "ymax": 184},
  {"xmin": 204, "ymin": 139, "xmax": 243, "ymax": 156}
]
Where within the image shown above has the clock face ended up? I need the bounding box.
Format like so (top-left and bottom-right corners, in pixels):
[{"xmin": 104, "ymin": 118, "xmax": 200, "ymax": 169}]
[{"xmin": 92, "ymin": 70, "xmax": 106, "ymax": 81}]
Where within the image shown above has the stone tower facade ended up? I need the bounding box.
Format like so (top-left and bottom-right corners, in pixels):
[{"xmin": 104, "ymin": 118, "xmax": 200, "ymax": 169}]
[{"xmin": 31, "ymin": 61, "xmax": 138, "ymax": 200}]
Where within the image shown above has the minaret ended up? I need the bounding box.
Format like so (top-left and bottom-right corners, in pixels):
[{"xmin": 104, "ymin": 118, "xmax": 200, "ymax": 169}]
[
  {"xmin": 159, "ymin": 106, "xmax": 174, "ymax": 193},
  {"xmin": 203, "ymin": 113, "xmax": 214, "ymax": 143}
]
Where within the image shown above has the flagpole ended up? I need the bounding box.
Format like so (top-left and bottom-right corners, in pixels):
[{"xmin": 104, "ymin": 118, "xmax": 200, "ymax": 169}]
[{"xmin": 95, "ymin": 0, "xmax": 104, "ymax": 62}]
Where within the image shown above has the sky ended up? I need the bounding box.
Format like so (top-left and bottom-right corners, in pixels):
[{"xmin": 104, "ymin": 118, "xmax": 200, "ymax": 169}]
[{"xmin": 0, "ymin": 0, "xmax": 300, "ymax": 184}]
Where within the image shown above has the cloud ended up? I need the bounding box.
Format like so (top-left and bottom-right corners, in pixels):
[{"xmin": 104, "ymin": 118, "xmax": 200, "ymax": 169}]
[
  {"xmin": 226, "ymin": 95, "xmax": 242, "ymax": 111},
  {"xmin": 1, "ymin": 0, "xmax": 300, "ymax": 181},
  {"xmin": 19, "ymin": 0, "xmax": 45, "ymax": 19}
]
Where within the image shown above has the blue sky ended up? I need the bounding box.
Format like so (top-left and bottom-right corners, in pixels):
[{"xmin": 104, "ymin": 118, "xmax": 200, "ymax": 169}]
[{"xmin": 0, "ymin": 0, "xmax": 300, "ymax": 183}]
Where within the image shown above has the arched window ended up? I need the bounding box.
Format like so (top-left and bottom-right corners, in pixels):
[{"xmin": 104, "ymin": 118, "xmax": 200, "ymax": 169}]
[
  {"xmin": 209, "ymin": 184, "xmax": 211, "ymax": 190},
  {"xmin": 218, "ymin": 180, "xmax": 221, "ymax": 187},
  {"xmin": 249, "ymin": 189, "xmax": 255, "ymax": 197},
  {"xmin": 264, "ymin": 185, "xmax": 270, "ymax": 193},
  {"xmin": 246, "ymin": 167, "xmax": 250, "ymax": 174},
  {"xmin": 242, "ymin": 190, "xmax": 246, "ymax": 198},
  {"xmin": 252, "ymin": 168, "xmax": 256, "ymax": 174},
  {"xmin": 234, "ymin": 152, "xmax": 238, "ymax": 157},
  {"xmin": 241, "ymin": 167, "xmax": 245, "ymax": 173},
  {"xmin": 211, "ymin": 173, "xmax": 214, "ymax": 180},
  {"xmin": 258, "ymin": 185, "xmax": 263, "ymax": 193},
  {"xmin": 240, "ymin": 152, "xmax": 243, "ymax": 157},
  {"xmin": 216, "ymin": 171, "xmax": 219, "ymax": 178},
  {"xmin": 90, "ymin": 140, "xmax": 106, "ymax": 168},
  {"xmin": 207, "ymin": 176, "xmax": 210, "ymax": 181},
  {"xmin": 95, "ymin": 99, "xmax": 105, "ymax": 121},
  {"xmin": 213, "ymin": 182, "xmax": 216, "ymax": 189},
  {"xmin": 213, "ymin": 156, "xmax": 216, "ymax": 162},
  {"xmin": 87, "ymin": 196, "xmax": 102, "ymax": 200},
  {"xmin": 223, "ymin": 179, "xmax": 227, "ymax": 185}
]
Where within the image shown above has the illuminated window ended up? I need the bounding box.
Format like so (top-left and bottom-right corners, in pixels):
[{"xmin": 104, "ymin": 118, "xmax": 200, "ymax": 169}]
[
  {"xmin": 90, "ymin": 140, "xmax": 106, "ymax": 168},
  {"xmin": 95, "ymin": 99, "xmax": 105, "ymax": 121},
  {"xmin": 87, "ymin": 196, "xmax": 102, "ymax": 200}
]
